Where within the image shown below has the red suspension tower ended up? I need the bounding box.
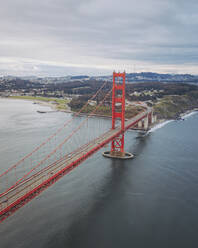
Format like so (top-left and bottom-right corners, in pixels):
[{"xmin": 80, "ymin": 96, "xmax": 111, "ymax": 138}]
[
  {"xmin": 111, "ymin": 71, "xmax": 126, "ymax": 156},
  {"xmin": 103, "ymin": 71, "xmax": 133, "ymax": 159}
]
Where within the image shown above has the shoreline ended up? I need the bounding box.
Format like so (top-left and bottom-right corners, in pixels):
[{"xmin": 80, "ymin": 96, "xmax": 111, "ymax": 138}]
[
  {"xmin": 1, "ymin": 96, "xmax": 73, "ymax": 113},
  {"xmin": 179, "ymin": 108, "xmax": 198, "ymax": 119},
  {"xmin": 148, "ymin": 108, "xmax": 198, "ymax": 132},
  {"xmin": 1, "ymin": 96, "xmax": 197, "ymax": 128}
]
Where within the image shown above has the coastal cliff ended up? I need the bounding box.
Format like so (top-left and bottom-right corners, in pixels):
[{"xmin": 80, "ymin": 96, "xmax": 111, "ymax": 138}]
[{"xmin": 153, "ymin": 94, "xmax": 198, "ymax": 119}]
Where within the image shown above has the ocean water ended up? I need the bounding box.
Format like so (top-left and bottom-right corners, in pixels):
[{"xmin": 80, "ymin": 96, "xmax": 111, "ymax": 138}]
[{"xmin": 0, "ymin": 98, "xmax": 198, "ymax": 248}]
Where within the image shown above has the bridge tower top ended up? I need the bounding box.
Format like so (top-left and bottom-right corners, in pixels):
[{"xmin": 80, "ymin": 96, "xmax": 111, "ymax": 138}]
[{"xmin": 112, "ymin": 71, "xmax": 126, "ymax": 131}]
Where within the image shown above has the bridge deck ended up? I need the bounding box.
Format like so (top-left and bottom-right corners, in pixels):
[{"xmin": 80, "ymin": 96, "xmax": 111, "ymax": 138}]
[{"xmin": 0, "ymin": 109, "xmax": 150, "ymax": 221}]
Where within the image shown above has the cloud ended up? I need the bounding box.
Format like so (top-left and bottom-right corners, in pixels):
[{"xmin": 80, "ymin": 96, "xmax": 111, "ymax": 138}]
[{"xmin": 0, "ymin": 0, "xmax": 198, "ymax": 75}]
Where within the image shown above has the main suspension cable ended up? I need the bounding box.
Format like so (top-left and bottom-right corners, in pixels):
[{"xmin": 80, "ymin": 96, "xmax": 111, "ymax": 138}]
[
  {"xmin": 0, "ymin": 89, "xmax": 112, "ymax": 197},
  {"xmin": 0, "ymin": 81, "xmax": 109, "ymax": 178}
]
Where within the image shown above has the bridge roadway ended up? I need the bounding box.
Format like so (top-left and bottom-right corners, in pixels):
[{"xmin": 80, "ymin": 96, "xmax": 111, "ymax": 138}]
[{"xmin": 0, "ymin": 108, "xmax": 151, "ymax": 221}]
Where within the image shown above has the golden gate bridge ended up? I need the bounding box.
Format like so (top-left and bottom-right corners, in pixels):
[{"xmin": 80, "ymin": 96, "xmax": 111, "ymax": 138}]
[{"xmin": 0, "ymin": 72, "xmax": 155, "ymax": 223}]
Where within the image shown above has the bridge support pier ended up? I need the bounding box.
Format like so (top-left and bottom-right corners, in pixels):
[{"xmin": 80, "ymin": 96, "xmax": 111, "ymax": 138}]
[
  {"xmin": 143, "ymin": 115, "xmax": 149, "ymax": 130},
  {"xmin": 103, "ymin": 72, "xmax": 134, "ymax": 159},
  {"xmin": 133, "ymin": 112, "xmax": 157, "ymax": 131},
  {"xmin": 103, "ymin": 150, "xmax": 134, "ymax": 159},
  {"xmin": 138, "ymin": 120, "xmax": 143, "ymax": 129},
  {"xmin": 153, "ymin": 115, "xmax": 157, "ymax": 123}
]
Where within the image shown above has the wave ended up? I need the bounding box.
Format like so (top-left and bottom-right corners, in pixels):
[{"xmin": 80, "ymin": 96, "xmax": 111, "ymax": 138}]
[
  {"xmin": 182, "ymin": 111, "xmax": 198, "ymax": 120},
  {"xmin": 148, "ymin": 120, "xmax": 173, "ymax": 133}
]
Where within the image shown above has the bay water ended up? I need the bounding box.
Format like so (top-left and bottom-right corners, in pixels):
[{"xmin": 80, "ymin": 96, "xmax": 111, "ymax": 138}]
[{"xmin": 0, "ymin": 98, "xmax": 198, "ymax": 248}]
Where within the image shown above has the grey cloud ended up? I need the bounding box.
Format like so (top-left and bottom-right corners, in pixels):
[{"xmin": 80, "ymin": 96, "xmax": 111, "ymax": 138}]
[{"xmin": 0, "ymin": 0, "xmax": 198, "ymax": 75}]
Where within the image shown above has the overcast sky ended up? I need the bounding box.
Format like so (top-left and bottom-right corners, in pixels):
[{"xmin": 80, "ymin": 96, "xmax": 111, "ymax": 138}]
[{"xmin": 0, "ymin": 0, "xmax": 198, "ymax": 76}]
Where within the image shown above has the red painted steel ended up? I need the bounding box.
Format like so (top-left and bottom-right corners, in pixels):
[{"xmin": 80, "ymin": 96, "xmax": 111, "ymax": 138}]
[
  {"xmin": 148, "ymin": 111, "xmax": 153, "ymax": 125},
  {"xmin": 111, "ymin": 72, "xmax": 125, "ymax": 153}
]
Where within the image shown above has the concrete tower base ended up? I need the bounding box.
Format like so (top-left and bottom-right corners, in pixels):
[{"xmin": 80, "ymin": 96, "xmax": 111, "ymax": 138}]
[{"xmin": 102, "ymin": 151, "xmax": 134, "ymax": 160}]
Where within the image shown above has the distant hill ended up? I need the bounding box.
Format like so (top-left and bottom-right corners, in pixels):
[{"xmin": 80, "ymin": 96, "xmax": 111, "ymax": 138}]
[
  {"xmin": 89, "ymin": 72, "xmax": 198, "ymax": 84},
  {"xmin": 70, "ymin": 75, "xmax": 89, "ymax": 80},
  {"xmin": 125, "ymin": 72, "xmax": 197, "ymax": 82},
  {"xmin": 1, "ymin": 72, "xmax": 198, "ymax": 84}
]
